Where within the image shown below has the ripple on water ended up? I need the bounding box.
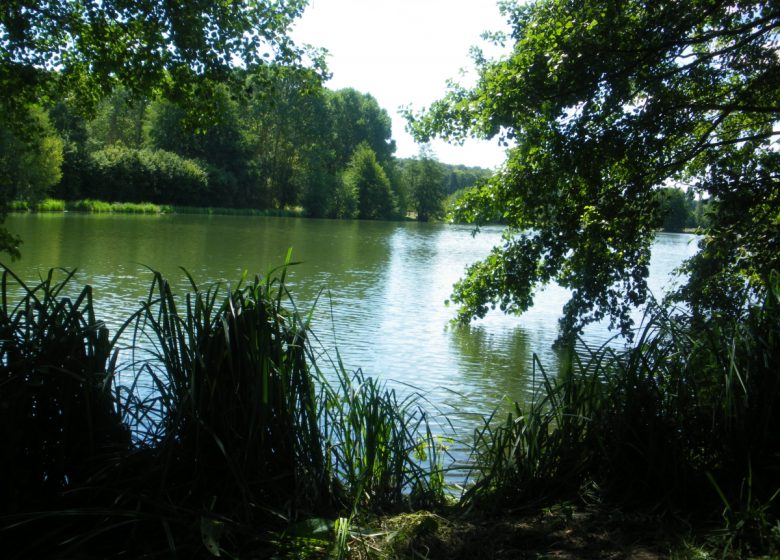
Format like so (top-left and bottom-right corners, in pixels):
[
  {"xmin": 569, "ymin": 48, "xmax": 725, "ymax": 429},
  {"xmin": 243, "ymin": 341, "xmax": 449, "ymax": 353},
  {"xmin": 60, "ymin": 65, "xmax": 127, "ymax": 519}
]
[{"xmin": 6, "ymin": 214, "xmax": 698, "ymax": 460}]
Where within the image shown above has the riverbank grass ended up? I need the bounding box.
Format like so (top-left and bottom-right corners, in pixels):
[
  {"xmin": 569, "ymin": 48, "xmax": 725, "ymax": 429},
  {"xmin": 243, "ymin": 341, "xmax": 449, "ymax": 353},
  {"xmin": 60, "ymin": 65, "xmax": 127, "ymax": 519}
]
[
  {"xmin": 0, "ymin": 263, "xmax": 445, "ymax": 558},
  {"xmin": 1, "ymin": 260, "xmax": 777, "ymax": 558},
  {"xmin": 459, "ymin": 279, "xmax": 780, "ymax": 558},
  {"xmin": 9, "ymin": 198, "xmax": 305, "ymax": 216}
]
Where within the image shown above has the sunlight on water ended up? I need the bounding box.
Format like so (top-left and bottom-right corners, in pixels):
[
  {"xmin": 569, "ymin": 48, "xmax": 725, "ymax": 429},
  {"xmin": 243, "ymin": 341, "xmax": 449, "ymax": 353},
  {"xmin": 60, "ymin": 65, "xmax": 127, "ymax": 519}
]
[{"xmin": 7, "ymin": 214, "xmax": 698, "ymax": 443}]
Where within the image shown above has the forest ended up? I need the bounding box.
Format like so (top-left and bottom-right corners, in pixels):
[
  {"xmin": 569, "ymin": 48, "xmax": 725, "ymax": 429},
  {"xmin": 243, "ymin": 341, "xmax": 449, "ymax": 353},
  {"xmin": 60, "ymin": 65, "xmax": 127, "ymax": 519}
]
[{"xmin": 2, "ymin": 68, "xmax": 492, "ymax": 226}]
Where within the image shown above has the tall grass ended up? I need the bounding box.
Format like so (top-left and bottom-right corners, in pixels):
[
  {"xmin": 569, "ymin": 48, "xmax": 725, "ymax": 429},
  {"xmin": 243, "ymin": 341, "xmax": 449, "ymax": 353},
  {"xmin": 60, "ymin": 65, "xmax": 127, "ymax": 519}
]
[
  {"xmin": 0, "ymin": 263, "xmax": 445, "ymax": 558},
  {"xmin": 7, "ymin": 198, "xmax": 66, "ymax": 212},
  {"xmin": 0, "ymin": 267, "xmax": 131, "ymax": 555},
  {"xmin": 128, "ymin": 265, "xmax": 333, "ymax": 523},
  {"xmin": 9, "ymin": 198, "xmax": 306, "ymax": 217},
  {"xmin": 67, "ymin": 199, "xmax": 168, "ymax": 214},
  {"xmin": 318, "ymin": 362, "xmax": 446, "ymax": 513},
  {"xmin": 464, "ymin": 273, "xmax": 780, "ymax": 554},
  {"xmin": 171, "ymin": 205, "xmax": 304, "ymax": 217}
]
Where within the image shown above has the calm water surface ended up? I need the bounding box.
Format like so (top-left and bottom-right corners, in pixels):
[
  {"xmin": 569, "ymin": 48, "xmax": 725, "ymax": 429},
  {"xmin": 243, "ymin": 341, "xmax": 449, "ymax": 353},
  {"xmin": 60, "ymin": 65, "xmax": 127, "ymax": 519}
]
[{"xmin": 6, "ymin": 213, "xmax": 699, "ymax": 436}]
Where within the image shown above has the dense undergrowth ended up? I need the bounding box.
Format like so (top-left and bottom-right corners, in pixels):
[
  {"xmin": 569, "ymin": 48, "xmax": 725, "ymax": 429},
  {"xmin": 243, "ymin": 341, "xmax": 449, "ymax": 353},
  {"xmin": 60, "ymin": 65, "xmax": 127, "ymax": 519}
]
[
  {"xmin": 0, "ymin": 263, "xmax": 443, "ymax": 558},
  {"xmin": 464, "ymin": 273, "xmax": 780, "ymax": 558},
  {"xmin": 1, "ymin": 263, "xmax": 778, "ymax": 558}
]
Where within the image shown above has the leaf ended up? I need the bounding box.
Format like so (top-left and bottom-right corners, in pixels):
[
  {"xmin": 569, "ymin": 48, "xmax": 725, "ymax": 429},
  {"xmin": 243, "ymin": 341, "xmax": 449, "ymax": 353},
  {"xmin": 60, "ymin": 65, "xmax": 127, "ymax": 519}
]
[
  {"xmin": 286, "ymin": 517, "xmax": 333, "ymax": 539},
  {"xmin": 201, "ymin": 516, "xmax": 225, "ymax": 557}
]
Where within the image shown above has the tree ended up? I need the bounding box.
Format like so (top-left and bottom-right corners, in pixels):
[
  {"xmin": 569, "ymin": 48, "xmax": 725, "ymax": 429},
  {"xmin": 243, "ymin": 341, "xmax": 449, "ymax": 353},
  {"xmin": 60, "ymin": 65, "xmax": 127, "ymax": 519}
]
[
  {"xmin": 242, "ymin": 64, "xmax": 330, "ymax": 209},
  {"xmin": 408, "ymin": 0, "xmax": 780, "ymax": 336},
  {"xmin": 0, "ymin": 0, "xmax": 310, "ymax": 256},
  {"xmin": 48, "ymin": 98, "xmax": 90, "ymax": 200},
  {"xmin": 328, "ymin": 177, "xmax": 359, "ymax": 219},
  {"xmin": 655, "ymin": 187, "xmax": 690, "ymax": 233},
  {"xmin": 145, "ymin": 86, "xmax": 249, "ymax": 206},
  {"xmin": 327, "ymin": 89, "xmax": 397, "ymax": 169},
  {"xmin": 343, "ymin": 144, "xmax": 395, "ymax": 220},
  {"xmin": 0, "ymin": 106, "xmax": 63, "ymax": 254},
  {"xmin": 1, "ymin": 1, "xmax": 308, "ymax": 117},
  {"xmin": 86, "ymin": 87, "xmax": 147, "ymax": 151},
  {"xmin": 405, "ymin": 145, "xmax": 445, "ymax": 222}
]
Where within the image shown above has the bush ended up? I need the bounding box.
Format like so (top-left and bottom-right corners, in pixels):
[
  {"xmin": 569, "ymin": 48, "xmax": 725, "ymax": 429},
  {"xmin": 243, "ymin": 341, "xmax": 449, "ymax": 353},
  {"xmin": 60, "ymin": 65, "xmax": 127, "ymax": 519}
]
[
  {"xmin": 83, "ymin": 145, "xmax": 209, "ymax": 205},
  {"xmin": 35, "ymin": 198, "xmax": 66, "ymax": 212}
]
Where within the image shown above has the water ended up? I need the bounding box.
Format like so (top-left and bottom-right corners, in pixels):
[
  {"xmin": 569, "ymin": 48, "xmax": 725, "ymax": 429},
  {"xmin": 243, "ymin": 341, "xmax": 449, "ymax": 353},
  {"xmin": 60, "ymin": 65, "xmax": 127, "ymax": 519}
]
[{"xmin": 6, "ymin": 213, "xmax": 699, "ymax": 435}]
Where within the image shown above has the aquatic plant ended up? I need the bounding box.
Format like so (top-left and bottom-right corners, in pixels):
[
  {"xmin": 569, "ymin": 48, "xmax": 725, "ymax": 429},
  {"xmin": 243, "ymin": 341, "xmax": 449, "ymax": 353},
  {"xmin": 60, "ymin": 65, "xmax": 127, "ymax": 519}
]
[
  {"xmin": 0, "ymin": 262, "xmax": 445, "ymax": 558},
  {"xmin": 0, "ymin": 267, "xmax": 131, "ymax": 554},
  {"xmin": 463, "ymin": 274, "xmax": 780, "ymax": 554}
]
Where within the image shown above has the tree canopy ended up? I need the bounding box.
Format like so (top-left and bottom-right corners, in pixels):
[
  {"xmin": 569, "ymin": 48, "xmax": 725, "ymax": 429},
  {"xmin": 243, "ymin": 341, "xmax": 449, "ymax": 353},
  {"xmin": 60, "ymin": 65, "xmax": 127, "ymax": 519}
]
[
  {"xmin": 0, "ymin": 0, "xmax": 309, "ymax": 116},
  {"xmin": 404, "ymin": 145, "xmax": 446, "ymax": 222},
  {"xmin": 344, "ymin": 143, "xmax": 395, "ymax": 220},
  {"xmin": 408, "ymin": 0, "xmax": 780, "ymax": 337},
  {"xmin": 0, "ymin": 0, "xmax": 313, "ymax": 256}
]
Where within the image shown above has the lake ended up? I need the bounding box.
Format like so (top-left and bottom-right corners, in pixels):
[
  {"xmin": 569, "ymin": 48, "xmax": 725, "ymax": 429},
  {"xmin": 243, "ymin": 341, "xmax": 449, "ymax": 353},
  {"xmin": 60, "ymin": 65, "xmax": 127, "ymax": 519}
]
[{"xmin": 6, "ymin": 213, "xmax": 699, "ymax": 438}]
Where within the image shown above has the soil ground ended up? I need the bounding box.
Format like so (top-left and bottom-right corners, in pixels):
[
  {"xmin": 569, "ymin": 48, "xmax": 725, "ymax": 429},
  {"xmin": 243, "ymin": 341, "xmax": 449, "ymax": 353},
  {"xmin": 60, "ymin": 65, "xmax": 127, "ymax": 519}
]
[{"xmin": 346, "ymin": 505, "xmax": 705, "ymax": 560}]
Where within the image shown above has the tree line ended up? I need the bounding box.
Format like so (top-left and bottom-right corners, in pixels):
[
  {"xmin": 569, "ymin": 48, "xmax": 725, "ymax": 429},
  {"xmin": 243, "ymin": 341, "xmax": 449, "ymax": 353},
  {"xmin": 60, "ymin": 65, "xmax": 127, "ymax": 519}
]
[{"xmin": 1, "ymin": 66, "xmax": 493, "ymax": 226}]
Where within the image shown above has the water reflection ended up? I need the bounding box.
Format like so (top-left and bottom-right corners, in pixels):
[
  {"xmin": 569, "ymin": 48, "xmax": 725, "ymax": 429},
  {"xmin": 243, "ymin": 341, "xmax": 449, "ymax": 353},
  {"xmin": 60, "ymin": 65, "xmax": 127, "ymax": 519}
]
[
  {"xmin": 6, "ymin": 214, "xmax": 698, "ymax": 441},
  {"xmin": 447, "ymin": 324, "xmax": 534, "ymax": 419}
]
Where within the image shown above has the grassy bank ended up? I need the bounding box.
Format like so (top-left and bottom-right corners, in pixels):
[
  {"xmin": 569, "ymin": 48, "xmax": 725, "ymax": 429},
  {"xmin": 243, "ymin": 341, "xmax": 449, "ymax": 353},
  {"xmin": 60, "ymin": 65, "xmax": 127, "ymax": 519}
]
[
  {"xmin": 1, "ymin": 262, "xmax": 777, "ymax": 558},
  {"xmin": 9, "ymin": 198, "xmax": 304, "ymax": 217}
]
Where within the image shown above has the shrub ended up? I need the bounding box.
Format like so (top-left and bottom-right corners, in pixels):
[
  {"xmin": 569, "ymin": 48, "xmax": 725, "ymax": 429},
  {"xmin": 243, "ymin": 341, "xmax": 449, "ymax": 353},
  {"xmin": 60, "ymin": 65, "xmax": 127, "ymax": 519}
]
[{"xmin": 84, "ymin": 145, "xmax": 208, "ymax": 205}]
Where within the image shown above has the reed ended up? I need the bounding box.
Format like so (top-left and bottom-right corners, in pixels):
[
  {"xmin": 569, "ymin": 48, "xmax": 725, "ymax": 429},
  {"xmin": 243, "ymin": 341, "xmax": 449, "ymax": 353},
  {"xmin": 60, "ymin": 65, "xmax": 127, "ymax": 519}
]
[
  {"xmin": 129, "ymin": 264, "xmax": 333, "ymax": 522},
  {"xmin": 35, "ymin": 198, "xmax": 67, "ymax": 211},
  {"xmin": 0, "ymin": 262, "xmax": 445, "ymax": 558},
  {"xmin": 8, "ymin": 200, "xmax": 30, "ymax": 211},
  {"xmin": 0, "ymin": 267, "xmax": 132, "ymax": 556},
  {"xmin": 463, "ymin": 274, "xmax": 780, "ymax": 553},
  {"xmin": 7, "ymin": 199, "xmax": 66, "ymax": 212},
  {"xmin": 170, "ymin": 205, "xmax": 304, "ymax": 217},
  {"xmin": 317, "ymin": 360, "xmax": 447, "ymax": 513}
]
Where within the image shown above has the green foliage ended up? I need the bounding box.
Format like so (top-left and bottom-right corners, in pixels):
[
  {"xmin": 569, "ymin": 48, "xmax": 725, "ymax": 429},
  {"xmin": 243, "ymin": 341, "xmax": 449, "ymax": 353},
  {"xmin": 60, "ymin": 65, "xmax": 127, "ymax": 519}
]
[
  {"xmin": 328, "ymin": 176, "xmax": 360, "ymax": 219},
  {"xmin": 0, "ymin": 0, "xmax": 309, "ymax": 119},
  {"xmin": 408, "ymin": 0, "xmax": 780, "ymax": 336},
  {"xmin": 0, "ymin": 268, "xmax": 130, "ymax": 518},
  {"xmin": 328, "ymin": 89, "xmax": 397, "ymax": 169},
  {"xmin": 0, "ymin": 105, "xmax": 64, "ymax": 257},
  {"xmin": 403, "ymin": 145, "xmax": 446, "ymax": 222},
  {"xmin": 35, "ymin": 198, "xmax": 66, "ymax": 212},
  {"xmin": 145, "ymin": 87, "xmax": 249, "ymax": 203},
  {"xmin": 132, "ymin": 268, "xmax": 333, "ymax": 526},
  {"xmin": 442, "ymin": 164, "xmax": 493, "ymax": 196},
  {"xmin": 47, "ymin": 99, "xmax": 91, "ymax": 200},
  {"xmin": 319, "ymin": 365, "xmax": 446, "ymax": 512},
  {"xmin": 0, "ymin": 0, "xmax": 312, "ymax": 259},
  {"xmin": 0, "ymin": 106, "xmax": 65, "ymax": 205},
  {"xmin": 67, "ymin": 199, "xmax": 167, "ymax": 214},
  {"xmin": 344, "ymin": 144, "xmax": 396, "ymax": 220},
  {"xmin": 464, "ymin": 278, "xmax": 780, "ymax": 554},
  {"xmin": 85, "ymin": 87, "xmax": 147, "ymax": 151},
  {"xmin": 84, "ymin": 145, "xmax": 209, "ymax": 205},
  {"xmin": 0, "ymin": 264, "xmax": 445, "ymax": 557},
  {"xmin": 655, "ymin": 187, "xmax": 700, "ymax": 232},
  {"xmin": 242, "ymin": 65, "xmax": 331, "ymax": 210}
]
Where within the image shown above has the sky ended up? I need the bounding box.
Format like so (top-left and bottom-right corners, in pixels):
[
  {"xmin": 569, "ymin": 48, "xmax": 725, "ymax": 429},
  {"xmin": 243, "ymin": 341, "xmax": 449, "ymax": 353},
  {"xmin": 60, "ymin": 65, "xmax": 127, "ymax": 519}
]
[{"xmin": 290, "ymin": 0, "xmax": 511, "ymax": 169}]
